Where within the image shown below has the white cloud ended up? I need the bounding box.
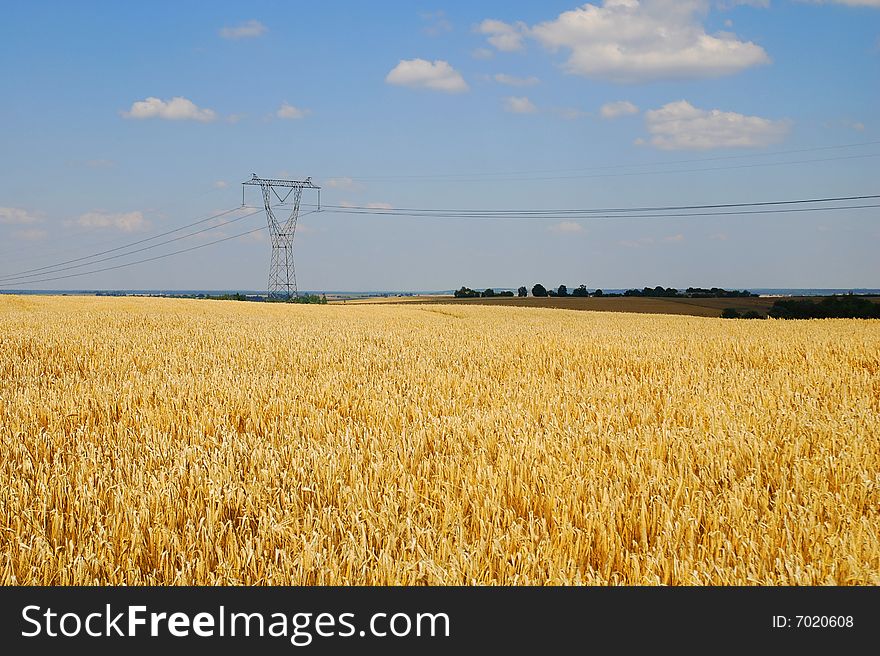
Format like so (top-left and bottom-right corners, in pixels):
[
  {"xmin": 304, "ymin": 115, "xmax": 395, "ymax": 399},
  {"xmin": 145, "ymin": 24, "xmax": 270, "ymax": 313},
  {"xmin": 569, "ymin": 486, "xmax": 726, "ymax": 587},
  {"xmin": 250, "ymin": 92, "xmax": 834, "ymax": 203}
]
[
  {"xmin": 643, "ymin": 100, "xmax": 789, "ymax": 150},
  {"xmin": 494, "ymin": 73, "xmax": 540, "ymax": 86},
  {"xmin": 478, "ymin": 19, "xmax": 527, "ymax": 52},
  {"xmin": 472, "ymin": 47, "xmax": 494, "ymax": 59},
  {"xmin": 14, "ymin": 228, "xmax": 48, "ymax": 240},
  {"xmin": 825, "ymin": 118, "xmax": 867, "ymax": 131},
  {"xmin": 213, "ymin": 180, "xmax": 228, "ymax": 189},
  {"xmin": 503, "ymin": 96, "xmax": 537, "ymax": 113},
  {"xmin": 323, "ymin": 177, "xmax": 366, "ymax": 191},
  {"xmin": 709, "ymin": 232, "xmax": 729, "ymax": 240},
  {"xmin": 600, "ymin": 100, "xmax": 639, "ymax": 118},
  {"xmin": 122, "ymin": 97, "xmax": 216, "ymax": 122},
  {"xmin": 0, "ymin": 207, "xmax": 40, "ymax": 225},
  {"xmin": 529, "ymin": 0, "xmax": 770, "ymax": 83},
  {"xmin": 219, "ymin": 20, "xmax": 267, "ymax": 40},
  {"xmin": 663, "ymin": 233, "xmax": 684, "ymax": 242},
  {"xmin": 76, "ymin": 211, "xmax": 149, "ymax": 232},
  {"xmin": 421, "ymin": 11, "xmax": 452, "ymax": 35},
  {"xmin": 385, "ymin": 59, "xmax": 469, "ymax": 93},
  {"xmin": 276, "ymin": 103, "xmax": 309, "ymax": 119},
  {"xmin": 550, "ymin": 221, "xmax": 585, "ymax": 233}
]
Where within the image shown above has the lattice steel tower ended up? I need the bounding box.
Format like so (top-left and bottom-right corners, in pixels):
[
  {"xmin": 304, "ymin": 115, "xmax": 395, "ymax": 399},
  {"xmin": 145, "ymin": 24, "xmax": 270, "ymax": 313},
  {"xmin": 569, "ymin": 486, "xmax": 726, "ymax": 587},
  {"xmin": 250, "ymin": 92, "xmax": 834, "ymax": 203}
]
[{"xmin": 243, "ymin": 174, "xmax": 320, "ymax": 300}]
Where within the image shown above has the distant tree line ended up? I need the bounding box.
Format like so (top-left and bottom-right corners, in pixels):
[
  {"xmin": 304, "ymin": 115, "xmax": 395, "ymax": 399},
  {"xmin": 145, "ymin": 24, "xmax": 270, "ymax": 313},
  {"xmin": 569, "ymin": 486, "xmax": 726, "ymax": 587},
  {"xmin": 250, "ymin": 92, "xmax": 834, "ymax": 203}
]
[
  {"xmin": 458, "ymin": 284, "xmax": 751, "ymax": 299},
  {"xmin": 454, "ymin": 284, "xmax": 879, "ymax": 320},
  {"xmin": 722, "ymin": 296, "xmax": 880, "ymax": 320},
  {"xmin": 204, "ymin": 293, "xmax": 251, "ymax": 302},
  {"xmin": 200, "ymin": 293, "xmax": 328, "ymax": 304},
  {"xmin": 126, "ymin": 292, "xmax": 330, "ymax": 304},
  {"xmin": 622, "ymin": 286, "xmax": 756, "ymax": 298},
  {"xmin": 530, "ymin": 284, "xmax": 603, "ymax": 297},
  {"xmin": 686, "ymin": 287, "xmax": 757, "ymax": 298},
  {"xmin": 768, "ymin": 296, "xmax": 880, "ymax": 319},
  {"xmin": 721, "ymin": 308, "xmax": 764, "ymax": 320},
  {"xmin": 266, "ymin": 294, "xmax": 328, "ymax": 304},
  {"xmin": 454, "ymin": 287, "xmax": 514, "ymax": 298}
]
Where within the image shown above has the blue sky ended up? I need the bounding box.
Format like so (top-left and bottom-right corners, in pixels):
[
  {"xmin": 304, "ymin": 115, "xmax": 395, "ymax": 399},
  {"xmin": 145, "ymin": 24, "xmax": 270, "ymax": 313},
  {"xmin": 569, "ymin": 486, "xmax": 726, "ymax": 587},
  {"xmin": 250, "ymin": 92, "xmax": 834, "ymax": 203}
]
[{"xmin": 0, "ymin": 0, "xmax": 878, "ymax": 291}]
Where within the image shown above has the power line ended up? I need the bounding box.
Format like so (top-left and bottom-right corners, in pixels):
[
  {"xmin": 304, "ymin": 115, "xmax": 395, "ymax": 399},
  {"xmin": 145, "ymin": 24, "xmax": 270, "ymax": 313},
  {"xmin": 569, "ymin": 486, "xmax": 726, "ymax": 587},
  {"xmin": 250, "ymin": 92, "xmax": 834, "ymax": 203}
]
[
  {"xmin": 0, "ymin": 209, "xmax": 321, "ymax": 289},
  {"xmin": 319, "ymin": 193, "xmax": 880, "ymax": 216},
  {"xmin": 0, "ymin": 182, "xmax": 234, "ymax": 264},
  {"xmin": 0, "ymin": 212, "xmax": 291, "ymax": 288},
  {"xmin": 7, "ymin": 191, "xmax": 873, "ymax": 283},
  {"xmin": 326, "ymin": 203, "xmax": 880, "ymax": 221},
  {"xmin": 0, "ymin": 208, "xmax": 266, "ymax": 283},
  {"xmin": 0, "ymin": 206, "xmax": 243, "ymax": 280},
  {"xmin": 3, "ymin": 191, "xmax": 875, "ymax": 288}
]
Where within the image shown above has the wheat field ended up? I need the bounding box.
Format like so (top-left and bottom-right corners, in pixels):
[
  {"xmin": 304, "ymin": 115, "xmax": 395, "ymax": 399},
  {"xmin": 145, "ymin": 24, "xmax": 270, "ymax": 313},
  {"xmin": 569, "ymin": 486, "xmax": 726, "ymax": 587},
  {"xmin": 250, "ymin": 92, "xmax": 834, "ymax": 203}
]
[{"xmin": 0, "ymin": 295, "xmax": 877, "ymax": 585}]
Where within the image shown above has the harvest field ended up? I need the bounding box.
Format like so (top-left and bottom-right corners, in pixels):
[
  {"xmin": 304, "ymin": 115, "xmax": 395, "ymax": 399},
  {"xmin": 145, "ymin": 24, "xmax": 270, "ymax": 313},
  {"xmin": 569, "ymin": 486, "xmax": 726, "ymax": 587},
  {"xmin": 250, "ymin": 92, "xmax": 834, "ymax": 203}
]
[
  {"xmin": 364, "ymin": 294, "xmax": 779, "ymax": 317},
  {"xmin": 1, "ymin": 295, "xmax": 878, "ymax": 585},
  {"xmin": 350, "ymin": 293, "xmax": 880, "ymax": 318}
]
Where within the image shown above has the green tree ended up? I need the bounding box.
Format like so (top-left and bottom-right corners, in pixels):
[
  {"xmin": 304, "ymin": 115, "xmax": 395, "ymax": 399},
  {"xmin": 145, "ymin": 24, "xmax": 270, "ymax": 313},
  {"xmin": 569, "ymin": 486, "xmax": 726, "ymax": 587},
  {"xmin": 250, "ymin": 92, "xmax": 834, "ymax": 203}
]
[
  {"xmin": 532, "ymin": 283, "xmax": 548, "ymax": 297},
  {"xmin": 769, "ymin": 296, "xmax": 880, "ymax": 319}
]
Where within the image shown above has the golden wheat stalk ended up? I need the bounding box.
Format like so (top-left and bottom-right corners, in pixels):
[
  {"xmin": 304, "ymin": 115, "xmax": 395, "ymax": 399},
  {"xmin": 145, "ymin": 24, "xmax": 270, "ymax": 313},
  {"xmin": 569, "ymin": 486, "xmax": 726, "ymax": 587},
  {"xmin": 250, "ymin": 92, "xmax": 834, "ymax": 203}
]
[{"xmin": 1, "ymin": 295, "xmax": 877, "ymax": 585}]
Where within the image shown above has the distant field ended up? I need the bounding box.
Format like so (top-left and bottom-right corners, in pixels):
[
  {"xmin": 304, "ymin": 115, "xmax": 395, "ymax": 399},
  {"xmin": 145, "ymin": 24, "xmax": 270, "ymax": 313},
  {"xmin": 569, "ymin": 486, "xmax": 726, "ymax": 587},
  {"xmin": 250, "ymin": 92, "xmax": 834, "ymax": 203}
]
[
  {"xmin": 2, "ymin": 295, "xmax": 878, "ymax": 585},
  {"xmin": 331, "ymin": 295, "xmax": 431, "ymax": 304},
  {"xmin": 345, "ymin": 294, "xmax": 880, "ymax": 318},
  {"xmin": 420, "ymin": 295, "xmax": 776, "ymax": 317},
  {"xmin": 339, "ymin": 294, "xmax": 775, "ymax": 317}
]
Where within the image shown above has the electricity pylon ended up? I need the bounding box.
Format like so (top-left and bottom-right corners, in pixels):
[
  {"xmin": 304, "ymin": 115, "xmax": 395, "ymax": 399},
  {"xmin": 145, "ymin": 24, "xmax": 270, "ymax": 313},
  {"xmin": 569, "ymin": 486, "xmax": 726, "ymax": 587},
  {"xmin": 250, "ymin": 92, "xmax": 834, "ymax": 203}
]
[{"xmin": 242, "ymin": 174, "xmax": 320, "ymax": 300}]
